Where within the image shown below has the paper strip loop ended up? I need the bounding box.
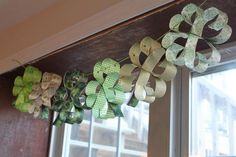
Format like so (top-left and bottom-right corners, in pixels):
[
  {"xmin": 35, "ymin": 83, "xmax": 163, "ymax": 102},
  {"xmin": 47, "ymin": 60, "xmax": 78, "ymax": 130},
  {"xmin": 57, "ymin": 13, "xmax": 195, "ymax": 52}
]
[
  {"xmin": 52, "ymin": 71, "xmax": 87, "ymax": 127},
  {"xmin": 162, "ymin": 3, "xmax": 232, "ymax": 72},
  {"xmin": 120, "ymin": 37, "xmax": 177, "ymax": 103},
  {"xmin": 28, "ymin": 72, "xmax": 62, "ymax": 117},
  {"xmin": 12, "ymin": 66, "xmax": 42, "ymax": 112},
  {"xmin": 85, "ymin": 58, "xmax": 125, "ymax": 119}
]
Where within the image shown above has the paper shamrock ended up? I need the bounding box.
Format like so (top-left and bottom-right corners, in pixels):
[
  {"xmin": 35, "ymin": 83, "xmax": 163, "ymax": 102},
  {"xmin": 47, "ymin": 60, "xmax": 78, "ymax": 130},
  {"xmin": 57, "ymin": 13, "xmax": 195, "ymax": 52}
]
[
  {"xmin": 52, "ymin": 71, "xmax": 88, "ymax": 127},
  {"xmin": 12, "ymin": 66, "xmax": 42, "ymax": 112},
  {"xmin": 85, "ymin": 58, "xmax": 125, "ymax": 119},
  {"xmin": 28, "ymin": 72, "xmax": 62, "ymax": 118},
  {"xmin": 161, "ymin": 3, "xmax": 232, "ymax": 72},
  {"xmin": 120, "ymin": 37, "xmax": 177, "ymax": 104}
]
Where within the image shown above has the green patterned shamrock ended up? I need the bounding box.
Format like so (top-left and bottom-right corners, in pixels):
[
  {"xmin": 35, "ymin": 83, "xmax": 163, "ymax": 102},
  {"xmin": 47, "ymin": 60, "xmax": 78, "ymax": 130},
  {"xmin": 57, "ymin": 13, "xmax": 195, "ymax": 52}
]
[
  {"xmin": 12, "ymin": 66, "xmax": 42, "ymax": 112},
  {"xmin": 85, "ymin": 58, "xmax": 125, "ymax": 119},
  {"xmin": 161, "ymin": 3, "xmax": 232, "ymax": 72},
  {"xmin": 52, "ymin": 71, "xmax": 88, "ymax": 127}
]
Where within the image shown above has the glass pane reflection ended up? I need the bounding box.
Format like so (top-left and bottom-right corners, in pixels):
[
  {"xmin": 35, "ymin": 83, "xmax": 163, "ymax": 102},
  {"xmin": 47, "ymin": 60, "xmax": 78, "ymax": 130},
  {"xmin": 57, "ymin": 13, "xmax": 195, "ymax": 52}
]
[
  {"xmin": 191, "ymin": 69, "xmax": 236, "ymax": 157},
  {"xmin": 121, "ymin": 102, "xmax": 149, "ymax": 152},
  {"xmin": 92, "ymin": 118, "xmax": 118, "ymax": 147},
  {"xmin": 91, "ymin": 148, "xmax": 116, "ymax": 157},
  {"xmin": 69, "ymin": 145, "xmax": 88, "ymax": 157},
  {"xmin": 70, "ymin": 110, "xmax": 91, "ymax": 142}
]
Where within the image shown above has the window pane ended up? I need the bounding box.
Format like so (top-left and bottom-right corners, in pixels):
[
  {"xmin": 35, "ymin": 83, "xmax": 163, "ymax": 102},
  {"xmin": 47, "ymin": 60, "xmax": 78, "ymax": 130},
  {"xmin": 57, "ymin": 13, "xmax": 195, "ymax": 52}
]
[
  {"xmin": 120, "ymin": 102, "xmax": 149, "ymax": 153},
  {"xmin": 70, "ymin": 122, "xmax": 90, "ymax": 142},
  {"xmin": 92, "ymin": 118, "xmax": 118, "ymax": 147},
  {"xmin": 94, "ymin": 118, "xmax": 103, "ymax": 124},
  {"xmin": 70, "ymin": 110, "xmax": 91, "ymax": 141},
  {"xmin": 69, "ymin": 145, "xmax": 88, "ymax": 157},
  {"xmin": 91, "ymin": 148, "xmax": 116, "ymax": 157},
  {"xmin": 120, "ymin": 153, "xmax": 146, "ymax": 157},
  {"xmin": 191, "ymin": 69, "xmax": 236, "ymax": 157},
  {"xmin": 83, "ymin": 110, "xmax": 92, "ymax": 121},
  {"xmin": 60, "ymin": 94, "xmax": 150, "ymax": 157}
]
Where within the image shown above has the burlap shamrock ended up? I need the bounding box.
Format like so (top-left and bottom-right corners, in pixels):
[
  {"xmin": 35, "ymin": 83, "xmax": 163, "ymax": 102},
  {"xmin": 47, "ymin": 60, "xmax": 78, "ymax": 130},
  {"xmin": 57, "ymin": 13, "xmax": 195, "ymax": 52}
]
[
  {"xmin": 28, "ymin": 72, "xmax": 62, "ymax": 118},
  {"xmin": 52, "ymin": 71, "xmax": 88, "ymax": 127},
  {"xmin": 120, "ymin": 37, "xmax": 177, "ymax": 104},
  {"xmin": 12, "ymin": 66, "xmax": 42, "ymax": 112},
  {"xmin": 85, "ymin": 58, "xmax": 125, "ymax": 119},
  {"xmin": 162, "ymin": 3, "xmax": 232, "ymax": 72}
]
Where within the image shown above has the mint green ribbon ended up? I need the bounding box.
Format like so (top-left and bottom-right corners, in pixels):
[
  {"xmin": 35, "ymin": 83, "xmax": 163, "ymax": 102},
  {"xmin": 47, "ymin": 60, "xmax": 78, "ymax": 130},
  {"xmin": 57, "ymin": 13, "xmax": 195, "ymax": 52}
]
[
  {"xmin": 12, "ymin": 66, "xmax": 42, "ymax": 112},
  {"xmin": 85, "ymin": 58, "xmax": 125, "ymax": 119},
  {"xmin": 162, "ymin": 3, "xmax": 232, "ymax": 72}
]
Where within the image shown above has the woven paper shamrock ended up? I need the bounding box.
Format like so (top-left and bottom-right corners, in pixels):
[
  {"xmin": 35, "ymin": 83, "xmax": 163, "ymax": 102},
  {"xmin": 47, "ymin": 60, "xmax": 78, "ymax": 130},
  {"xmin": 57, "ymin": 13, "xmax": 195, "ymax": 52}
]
[
  {"xmin": 85, "ymin": 58, "xmax": 125, "ymax": 119},
  {"xmin": 120, "ymin": 37, "xmax": 177, "ymax": 104},
  {"xmin": 52, "ymin": 71, "xmax": 88, "ymax": 127},
  {"xmin": 12, "ymin": 66, "xmax": 42, "ymax": 112},
  {"xmin": 28, "ymin": 72, "xmax": 62, "ymax": 118},
  {"xmin": 162, "ymin": 3, "xmax": 232, "ymax": 72}
]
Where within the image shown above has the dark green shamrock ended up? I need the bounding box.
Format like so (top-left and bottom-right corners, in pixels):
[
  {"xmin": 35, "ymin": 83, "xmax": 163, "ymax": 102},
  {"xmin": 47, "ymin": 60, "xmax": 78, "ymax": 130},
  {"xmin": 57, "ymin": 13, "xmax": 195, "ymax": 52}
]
[{"xmin": 52, "ymin": 70, "xmax": 88, "ymax": 127}]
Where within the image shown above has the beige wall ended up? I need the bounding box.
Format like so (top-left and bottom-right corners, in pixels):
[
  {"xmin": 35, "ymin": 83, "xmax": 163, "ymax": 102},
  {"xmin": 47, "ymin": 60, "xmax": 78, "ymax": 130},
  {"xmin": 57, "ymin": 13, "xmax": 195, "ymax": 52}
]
[
  {"xmin": 0, "ymin": 0, "xmax": 173, "ymax": 74},
  {"xmin": 0, "ymin": 0, "xmax": 120, "ymax": 59}
]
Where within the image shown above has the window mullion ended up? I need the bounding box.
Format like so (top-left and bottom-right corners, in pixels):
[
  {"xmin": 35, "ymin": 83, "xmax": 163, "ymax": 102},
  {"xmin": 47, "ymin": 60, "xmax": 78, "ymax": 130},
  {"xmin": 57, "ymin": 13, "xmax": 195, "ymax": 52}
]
[
  {"xmin": 180, "ymin": 68, "xmax": 191, "ymax": 157},
  {"xmin": 116, "ymin": 117, "xmax": 121, "ymax": 157},
  {"xmin": 170, "ymin": 68, "xmax": 182, "ymax": 157},
  {"xmin": 88, "ymin": 112, "xmax": 94, "ymax": 157}
]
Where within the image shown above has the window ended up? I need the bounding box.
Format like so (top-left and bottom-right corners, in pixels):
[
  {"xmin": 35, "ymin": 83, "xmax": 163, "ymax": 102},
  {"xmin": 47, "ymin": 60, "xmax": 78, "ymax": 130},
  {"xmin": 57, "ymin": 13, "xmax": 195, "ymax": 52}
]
[
  {"xmin": 172, "ymin": 45, "xmax": 236, "ymax": 157},
  {"xmin": 50, "ymin": 97, "xmax": 149, "ymax": 157},
  {"xmin": 190, "ymin": 67, "xmax": 236, "ymax": 156}
]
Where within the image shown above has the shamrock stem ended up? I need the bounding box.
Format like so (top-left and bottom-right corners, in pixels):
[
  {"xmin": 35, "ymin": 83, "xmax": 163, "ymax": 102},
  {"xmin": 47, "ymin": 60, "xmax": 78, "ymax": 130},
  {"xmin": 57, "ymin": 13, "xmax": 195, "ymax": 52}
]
[
  {"xmin": 86, "ymin": 72, "xmax": 93, "ymax": 76},
  {"xmin": 118, "ymin": 56, "xmax": 130, "ymax": 63},
  {"xmin": 157, "ymin": 30, "xmax": 171, "ymax": 41},
  {"xmin": 199, "ymin": 0, "xmax": 208, "ymax": 7}
]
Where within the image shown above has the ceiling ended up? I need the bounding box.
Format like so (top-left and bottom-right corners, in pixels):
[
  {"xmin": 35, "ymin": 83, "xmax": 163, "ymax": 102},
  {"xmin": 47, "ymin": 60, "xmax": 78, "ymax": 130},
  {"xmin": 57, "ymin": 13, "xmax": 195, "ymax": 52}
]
[{"xmin": 0, "ymin": 0, "xmax": 60, "ymax": 31}]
